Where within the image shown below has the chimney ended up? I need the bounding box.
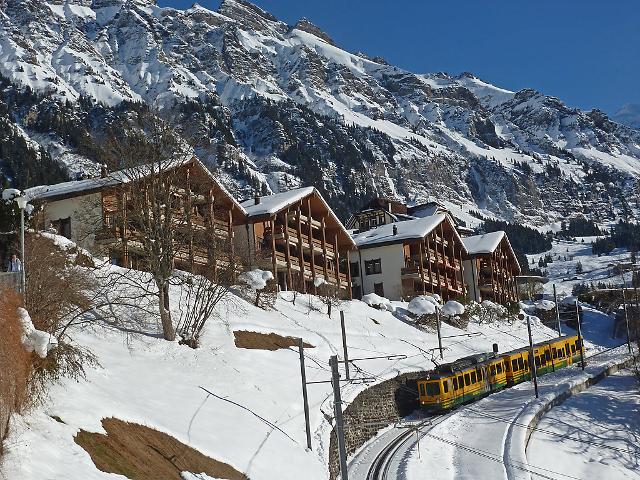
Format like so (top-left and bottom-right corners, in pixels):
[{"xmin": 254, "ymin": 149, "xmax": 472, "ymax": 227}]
[
  {"xmin": 100, "ymin": 164, "xmax": 108, "ymax": 178},
  {"xmin": 392, "ymin": 224, "xmax": 398, "ymax": 236},
  {"xmin": 254, "ymin": 196, "xmax": 261, "ymax": 205}
]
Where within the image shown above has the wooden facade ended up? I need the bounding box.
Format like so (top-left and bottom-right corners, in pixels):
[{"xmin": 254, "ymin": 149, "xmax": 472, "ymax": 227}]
[
  {"xmin": 462, "ymin": 232, "xmax": 521, "ymax": 305},
  {"xmin": 94, "ymin": 159, "xmax": 245, "ymax": 275},
  {"xmin": 399, "ymin": 216, "xmax": 467, "ymax": 301},
  {"xmin": 239, "ymin": 188, "xmax": 356, "ymax": 297}
]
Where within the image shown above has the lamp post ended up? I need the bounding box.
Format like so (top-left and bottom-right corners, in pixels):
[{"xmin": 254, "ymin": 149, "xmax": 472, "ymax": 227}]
[{"xmin": 14, "ymin": 195, "xmax": 27, "ymax": 301}]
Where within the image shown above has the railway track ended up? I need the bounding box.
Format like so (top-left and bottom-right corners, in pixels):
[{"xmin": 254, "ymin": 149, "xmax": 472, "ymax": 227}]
[{"xmin": 365, "ymin": 413, "xmax": 451, "ymax": 480}]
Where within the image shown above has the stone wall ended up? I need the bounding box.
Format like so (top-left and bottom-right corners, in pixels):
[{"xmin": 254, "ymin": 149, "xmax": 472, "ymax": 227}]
[{"xmin": 328, "ymin": 370, "xmax": 427, "ymax": 480}]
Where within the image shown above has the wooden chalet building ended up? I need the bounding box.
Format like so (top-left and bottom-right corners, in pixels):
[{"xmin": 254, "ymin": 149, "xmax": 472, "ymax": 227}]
[
  {"xmin": 236, "ymin": 187, "xmax": 356, "ymax": 296},
  {"xmin": 26, "ymin": 158, "xmax": 245, "ymax": 275},
  {"xmin": 351, "ymin": 214, "xmax": 467, "ymax": 301},
  {"xmin": 462, "ymin": 231, "xmax": 521, "ymax": 304}
]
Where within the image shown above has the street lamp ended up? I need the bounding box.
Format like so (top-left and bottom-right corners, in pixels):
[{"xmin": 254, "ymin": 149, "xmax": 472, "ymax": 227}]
[{"xmin": 14, "ymin": 195, "xmax": 28, "ymax": 300}]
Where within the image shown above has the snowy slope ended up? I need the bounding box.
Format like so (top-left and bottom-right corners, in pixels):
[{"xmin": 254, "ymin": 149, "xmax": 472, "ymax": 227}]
[{"xmin": 1, "ymin": 264, "xmax": 562, "ymax": 480}]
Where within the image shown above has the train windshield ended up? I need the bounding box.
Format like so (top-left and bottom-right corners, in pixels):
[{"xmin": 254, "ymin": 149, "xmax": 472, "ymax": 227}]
[{"xmin": 424, "ymin": 381, "xmax": 441, "ymax": 396}]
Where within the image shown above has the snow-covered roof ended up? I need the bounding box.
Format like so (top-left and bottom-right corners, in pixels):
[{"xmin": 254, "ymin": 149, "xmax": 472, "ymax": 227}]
[
  {"xmin": 353, "ymin": 214, "xmax": 463, "ymax": 249},
  {"xmin": 241, "ymin": 187, "xmax": 315, "ymax": 217},
  {"xmin": 23, "ymin": 158, "xmax": 245, "ymax": 213},
  {"xmin": 462, "ymin": 231, "xmax": 506, "ymax": 254}
]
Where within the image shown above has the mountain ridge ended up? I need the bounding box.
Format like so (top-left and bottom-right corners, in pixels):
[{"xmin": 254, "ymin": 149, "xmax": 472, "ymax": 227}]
[{"xmin": 0, "ymin": 0, "xmax": 639, "ymax": 225}]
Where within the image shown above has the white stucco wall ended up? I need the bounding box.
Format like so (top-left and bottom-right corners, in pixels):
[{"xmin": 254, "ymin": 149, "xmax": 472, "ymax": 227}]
[
  {"xmin": 353, "ymin": 243, "xmax": 405, "ymax": 300},
  {"xmin": 41, "ymin": 194, "xmax": 102, "ymax": 252}
]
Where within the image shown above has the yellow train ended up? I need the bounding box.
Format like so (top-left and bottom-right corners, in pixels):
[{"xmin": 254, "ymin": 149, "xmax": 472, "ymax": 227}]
[{"xmin": 417, "ymin": 335, "xmax": 584, "ymax": 412}]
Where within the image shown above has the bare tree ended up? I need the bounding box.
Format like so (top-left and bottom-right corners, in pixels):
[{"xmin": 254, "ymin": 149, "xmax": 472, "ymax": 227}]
[
  {"xmin": 316, "ymin": 280, "xmax": 345, "ymax": 318},
  {"xmin": 103, "ymin": 114, "xmax": 194, "ymax": 341}
]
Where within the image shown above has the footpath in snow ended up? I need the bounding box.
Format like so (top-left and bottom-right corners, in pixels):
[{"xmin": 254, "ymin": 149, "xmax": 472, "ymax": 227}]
[{"xmin": 528, "ymin": 368, "xmax": 640, "ymax": 480}]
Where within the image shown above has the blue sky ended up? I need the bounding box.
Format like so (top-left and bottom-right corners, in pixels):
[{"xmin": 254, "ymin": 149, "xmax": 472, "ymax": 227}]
[{"xmin": 157, "ymin": 0, "xmax": 640, "ymax": 115}]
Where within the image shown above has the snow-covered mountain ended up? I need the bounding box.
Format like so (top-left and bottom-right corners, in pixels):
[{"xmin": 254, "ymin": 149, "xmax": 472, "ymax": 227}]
[
  {"xmin": 1, "ymin": 0, "xmax": 640, "ymax": 225},
  {"xmin": 613, "ymin": 104, "xmax": 640, "ymax": 130}
]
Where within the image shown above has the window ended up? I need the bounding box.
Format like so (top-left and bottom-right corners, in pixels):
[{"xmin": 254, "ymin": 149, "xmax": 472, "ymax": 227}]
[
  {"xmin": 464, "ymin": 373, "xmax": 471, "ymax": 386},
  {"xmin": 365, "ymin": 259, "xmax": 382, "ymax": 275},
  {"xmin": 545, "ymin": 351, "xmax": 551, "ymax": 362},
  {"xmin": 524, "ymin": 359, "xmax": 528, "ymax": 370},
  {"xmin": 541, "ymin": 355, "xmax": 546, "ymax": 365},
  {"xmin": 518, "ymin": 358, "xmax": 524, "ymax": 370},
  {"xmin": 374, "ymin": 282, "xmax": 385, "ymax": 297},
  {"xmin": 470, "ymin": 371, "xmax": 477, "ymax": 384},
  {"xmin": 576, "ymin": 339, "xmax": 582, "ymax": 349},
  {"xmin": 512, "ymin": 359, "xmax": 518, "ymax": 371},
  {"xmin": 443, "ymin": 381, "xmax": 449, "ymax": 393},
  {"xmin": 535, "ymin": 356, "xmax": 541, "ymax": 368},
  {"xmin": 352, "ymin": 286, "xmax": 362, "ymax": 299},
  {"xmin": 52, "ymin": 217, "xmax": 71, "ymax": 239},
  {"xmin": 419, "ymin": 383, "xmax": 426, "ymax": 396},
  {"xmin": 350, "ymin": 262, "xmax": 360, "ymax": 278},
  {"xmin": 490, "ymin": 365, "xmax": 496, "ymax": 376},
  {"xmin": 425, "ymin": 382, "xmax": 440, "ymax": 396},
  {"xmin": 458, "ymin": 375, "xmax": 464, "ymax": 388},
  {"xmin": 497, "ymin": 363, "xmax": 503, "ymax": 374},
  {"xmin": 552, "ymin": 348, "xmax": 557, "ymax": 359},
  {"xmin": 571, "ymin": 344, "xmax": 576, "ymax": 354},
  {"xmin": 370, "ymin": 218, "xmax": 378, "ymax": 227},
  {"xmin": 477, "ymin": 369, "xmax": 483, "ymax": 381},
  {"xmin": 453, "ymin": 377, "xmax": 458, "ymax": 390}
]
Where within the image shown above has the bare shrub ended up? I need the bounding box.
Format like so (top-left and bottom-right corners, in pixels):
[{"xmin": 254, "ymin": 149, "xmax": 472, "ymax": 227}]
[{"xmin": 0, "ymin": 289, "xmax": 31, "ymax": 445}]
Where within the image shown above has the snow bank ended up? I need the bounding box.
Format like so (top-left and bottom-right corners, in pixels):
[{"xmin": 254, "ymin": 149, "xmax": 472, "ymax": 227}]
[
  {"xmin": 534, "ymin": 299, "xmax": 556, "ymax": 311},
  {"xmin": 17, "ymin": 308, "xmax": 56, "ymax": 358},
  {"xmin": 181, "ymin": 473, "xmax": 222, "ymax": 480},
  {"xmin": 2, "ymin": 188, "xmax": 21, "ymax": 201},
  {"xmin": 361, "ymin": 293, "xmax": 395, "ymax": 312},
  {"xmin": 441, "ymin": 300, "xmax": 465, "ymax": 317},
  {"xmin": 238, "ymin": 269, "xmax": 274, "ymax": 290},
  {"xmin": 407, "ymin": 295, "xmax": 439, "ymax": 316}
]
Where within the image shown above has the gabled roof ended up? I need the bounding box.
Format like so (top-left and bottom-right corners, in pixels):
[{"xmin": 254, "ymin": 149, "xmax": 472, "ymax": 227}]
[
  {"xmin": 24, "ymin": 158, "xmax": 246, "ymax": 214},
  {"xmin": 462, "ymin": 230, "xmax": 521, "ymax": 273},
  {"xmin": 353, "ymin": 214, "xmax": 467, "ymax": 251},
  {"xmin": 462, "ymin": 231, "xmax": 505, "ymax": 255},
  {"xmin": 241, "ymin": 186, "xmax": 315, "ymax": 217},
  {"xmin": 242, "ymin": 187, "xmax": 356, "ymax": 249}
]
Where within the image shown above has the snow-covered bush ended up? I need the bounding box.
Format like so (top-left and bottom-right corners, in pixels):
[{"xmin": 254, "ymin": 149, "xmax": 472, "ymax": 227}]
[
  {"xmin": 239, "ymin": 268, "xmax": 275, "ymax": 308},
  {"xmin": 17, "ymin": 308, "xmax": 57, "ymax": 359},
  {"xmin": 362, "ymin": 293, "xmax": 395, "ymax": 312},
  {"xmin": 441, "ymin": 300, "xmax": 469, "ymax": 329},
  {"xmin": 406, "ymin": 294, "xmax": 441, "ymax": 328}
]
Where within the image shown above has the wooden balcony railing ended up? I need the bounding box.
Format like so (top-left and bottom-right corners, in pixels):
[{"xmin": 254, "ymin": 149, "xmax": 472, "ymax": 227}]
[{"xmin": 264, "ymin": 226, "xmax": 336, "ymax": 257}]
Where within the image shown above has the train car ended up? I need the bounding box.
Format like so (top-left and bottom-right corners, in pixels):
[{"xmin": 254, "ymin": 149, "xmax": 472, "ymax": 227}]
[
  {"xmin": 417, "ymin": 334, "xmax": 585, "ymax": 412},
  {"xmin": 417, "ymin": 352, "xmax": 502, "ymax": 413}
]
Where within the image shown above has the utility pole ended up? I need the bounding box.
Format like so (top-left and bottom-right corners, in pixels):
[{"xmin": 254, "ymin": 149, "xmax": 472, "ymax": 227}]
[
  {"xmin": 298, "ymin": 338, "xmax": 312, "ymax": 450},
  {"xmin": 621, "ymin": 288, "xmax": 632, "ymax": 354},
  {"xmin": 575, "ymin": 300, "xmax": 585, "ymax": 370},
  {"xmin": 522, "ymin": 313, "xmax": 539, "ymax": 398},
  {"xmin": 553, "ymin": 283, "xmax": 562, "ymax": 336},
  {"xmin": 436, "ymin": 308, "xmax": 443, "ymax": 359},
  {"xmin": 340, "ymin": 311, "xmax": 350, "ymax": 380},
  {"xmin": 330, "ymin": 355, "xmax": 348, "ymax": 480}
]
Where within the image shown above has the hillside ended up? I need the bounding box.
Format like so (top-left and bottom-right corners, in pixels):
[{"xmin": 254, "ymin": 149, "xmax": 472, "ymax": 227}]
[
  {"xmin": 0, "ymin": 237, "xmax": 572, "ymax": 480},
  {"xmin": 0, "ymin": 0, "xmax": 639, "ymax": 224}
]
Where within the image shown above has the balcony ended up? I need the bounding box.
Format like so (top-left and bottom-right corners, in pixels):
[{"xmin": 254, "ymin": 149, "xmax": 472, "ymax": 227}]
[
  {"xmin": 273, "ymin": 251, "xmax": 348, "ymax": 285},
  {"xmin": 264, "ymin": 226, "xmax": 336, "ymax": 257}
]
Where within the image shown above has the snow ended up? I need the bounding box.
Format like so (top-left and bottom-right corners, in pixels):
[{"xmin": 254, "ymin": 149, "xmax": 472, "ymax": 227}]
[
  {"xmin": 407, "ymin": 295, "xmax": 439, "ymax": 316},
  {"xmin": 238, "ymin": 268, "xmax": 274, "ymax": 290},
  {"xmin": 240, "ymin": 187, "xmax": 315, "ymax": 217},
  {"xmin": 462, "ymin": 231, "xmax": 505, "ymax": 254},
  {"xmin": 527, "ymin": 369, "xmax": 640, "ymax": 479},
  {"xmin": 360, "ymin": 293, "xmax": 394, "ymax": 312},
  {"xmin": 313, "ymin": 277, "xmax": 326, "ymax": 288},
  {"xmin": 353, "ymin": 214, "xmax": 448, "ymax": 248},
  {"xmin": 17, "ymin": 307, "xmax": 57, "ymax": 359},
  {"xmin": 2, "ymin": 188, "xmax": 22, "ymax": 201},
  {"xmin": 441, "ymin": 300, "xmax": 465, "ymax": 317},
  {"xmin": 533, "ymin": 299, "xmax": 556, "ymax": 311}
]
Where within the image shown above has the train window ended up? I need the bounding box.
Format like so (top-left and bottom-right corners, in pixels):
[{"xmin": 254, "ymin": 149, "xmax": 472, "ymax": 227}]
[
  {"xmin": 511, "ymin": 359, "xmax": 518, "ymax": 371},
  {"xmin": 464, "ymin": 373, "xmax": 471, "ymax": 386},
  {"xmin": 541, "ymin": 355, "xmax": 546, "ymax": 365},
  {"xmin": 425, "ymin": 382, "xmax": 440, "ymax": 396},
  {"xmin": 458, "ymin": 375, "xmax": 464, "ymax": 388},
  {"xmin": 490, "ymin": 365, "xmax": 496, "ymax": 376},
  {"xmin": 524, "ymin": 359, "xmax": 528, "ymax": 370},
  {"xmin": 443, "ymin": 381, "xmax": 449, "ymax": 393},
  {"xmin": 535, "ymin": 356, "xmax": 541, "ymax": 368},
  {"xmin": 552, "ymin": 348, "xmax": 557, "ymax": 359},
  {"xmin": 419, "ymin": 383, "xmax": 426, "ymax": 396},
  {"xmin": 478, "ymin": 369, "xmax": 483, "ymax": 381},
  {"xmin": 453, "ymin": 377, "xmax": 458, "ymax": 390},
  {"xmin": 470, "ymin": 371, "xmax": 477, "ymax": 383},
  {"xmin": 517, "ymin": 358, "xmax": 524, "ymax": 370},
  {"xmin": 545, "ymin": 351, "xmax": 551, "ymax": 361},
  {"xmin": 497, "ymin": 363, "xmax": 503, "ymax": 374},
  {"xmin": 576, "ymin": 339, "xmax": 582, "ymax": 349},
  {"xmin": 571, "ymin": 344, "xmax": 576, "ymax": 354}
]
